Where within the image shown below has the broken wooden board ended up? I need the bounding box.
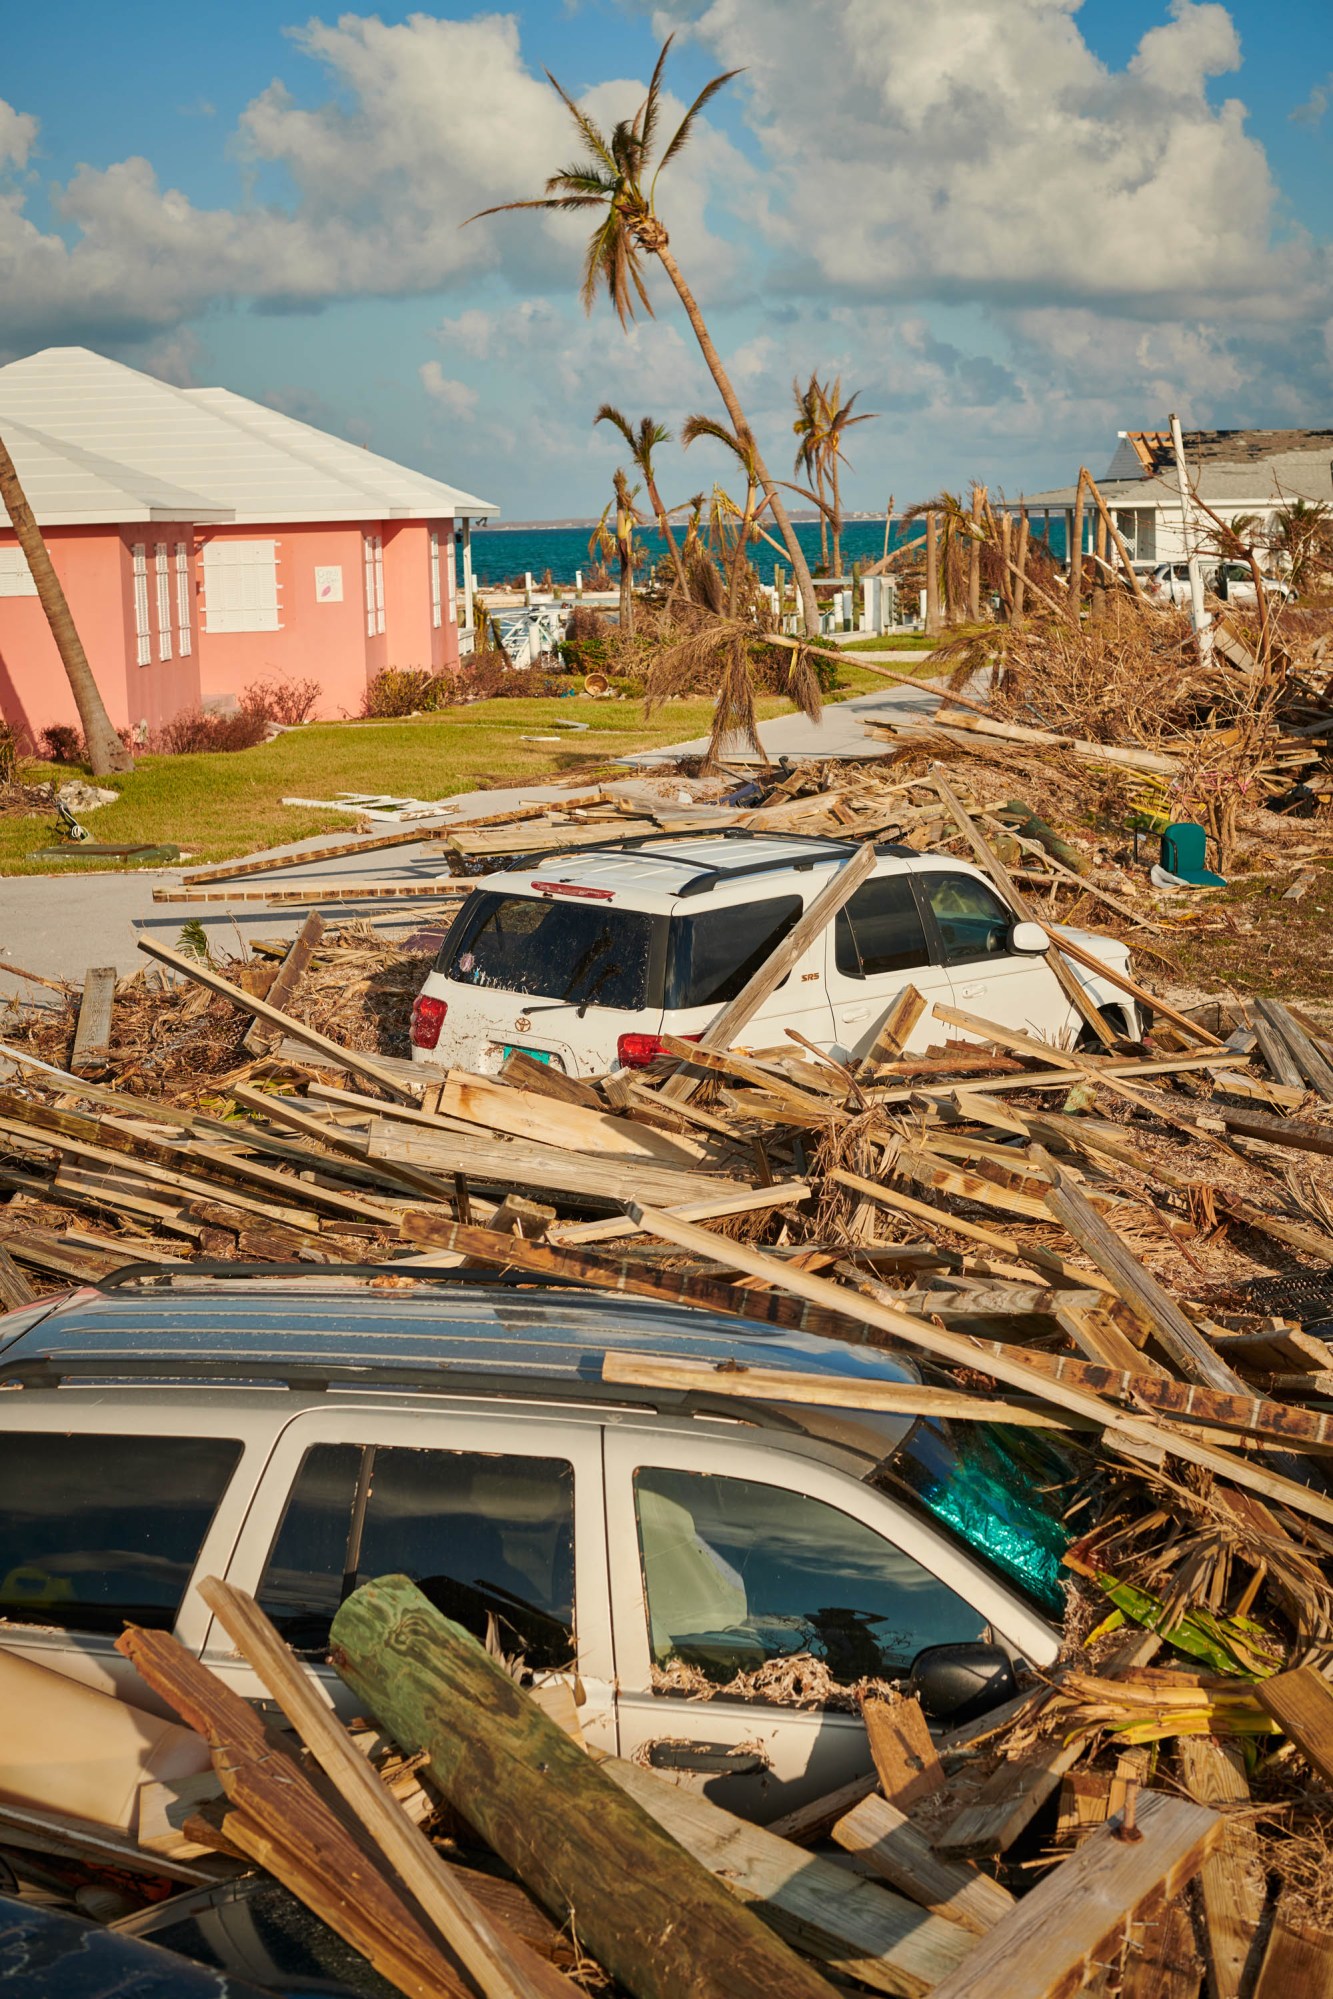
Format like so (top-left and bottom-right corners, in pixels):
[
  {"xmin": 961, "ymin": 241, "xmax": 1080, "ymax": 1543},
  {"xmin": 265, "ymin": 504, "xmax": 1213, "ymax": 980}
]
[
  {"xmin": 1256, "ymin": 1664, "xmax": 1333, "ymax": 1783},
  {"xmin": 378, "ymin": 1124, "xmax": 743, "ymax": 1210},
  {"xmin": 70, "ymin": 966, "xmax": 116, "ymax": 1075},
  {"xmin": 927, "ymin": 1790, "xmax": 1220, "ymax": 1999},
  {"xmin": 244, "ymin": 911, "xmax": 324, "ymax": 1055},
  {"xmin": 831, "ymin": 1794, "xmax": 1015, "ymax": 1934},
  {"xmin": 1176, "ymin": 1736, "xmax": 1265, "ymax": 1999},
  {"xmin": 863, "ymin": 1693, "xmax": 945, "ymax": 1811}
]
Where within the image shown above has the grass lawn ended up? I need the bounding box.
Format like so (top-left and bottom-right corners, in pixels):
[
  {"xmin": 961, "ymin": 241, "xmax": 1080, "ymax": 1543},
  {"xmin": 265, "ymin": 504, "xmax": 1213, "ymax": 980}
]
[
  {"xmin": 0, "ymin": 689, "xmax": 813, "ymax": 876},
  {"xmin": 842, "ymin": 627, "xmax": 985, "ymax": 654}
]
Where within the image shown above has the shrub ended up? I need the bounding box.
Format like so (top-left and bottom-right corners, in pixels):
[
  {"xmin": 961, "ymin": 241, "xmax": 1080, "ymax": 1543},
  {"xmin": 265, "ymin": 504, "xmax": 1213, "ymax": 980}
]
[
  {"xmin": 242, "ymin": 672, "xmax": 321, "ymax": 726},
  {"xmin": 153, "ymin": 708, "xmax": 271, "ymax": 755},
  {"xmin": 41, "ymin": 723, "xmax": 83, "ymax": 764},
  {"xmin": 361, "ymin": 668, "xmax": 440, "ymax": 718},
  {"xmin": 0, "ymin": 721, "xmax": 19, "ymax": 782}
]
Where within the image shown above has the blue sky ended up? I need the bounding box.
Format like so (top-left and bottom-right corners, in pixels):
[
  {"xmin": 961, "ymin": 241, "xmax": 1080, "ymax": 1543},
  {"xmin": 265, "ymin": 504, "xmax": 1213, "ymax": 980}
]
[{"xmin": 1, "ymin": 0, "xmax": 1330, "ymax": 519}]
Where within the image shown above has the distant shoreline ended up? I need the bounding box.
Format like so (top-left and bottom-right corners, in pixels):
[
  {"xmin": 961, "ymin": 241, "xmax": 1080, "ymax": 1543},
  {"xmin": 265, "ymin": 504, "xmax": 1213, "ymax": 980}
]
[{"xmin": 483, "ymin": 512, "xmax": 884, "ymax": 532}]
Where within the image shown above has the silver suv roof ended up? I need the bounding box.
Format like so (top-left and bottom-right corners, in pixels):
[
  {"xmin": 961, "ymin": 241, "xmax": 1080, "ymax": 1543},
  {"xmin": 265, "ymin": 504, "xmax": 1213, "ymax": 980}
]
[{"xmin": 473, "ymin": 831, "xmax": 925, "ymax": 914}]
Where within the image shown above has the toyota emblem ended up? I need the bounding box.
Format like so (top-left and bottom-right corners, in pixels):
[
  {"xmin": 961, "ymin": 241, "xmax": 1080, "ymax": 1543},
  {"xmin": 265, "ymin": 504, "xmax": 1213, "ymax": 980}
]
[{"xmin": 514, "ymin": 1015, "xmax": 532, "ymax": 1032}]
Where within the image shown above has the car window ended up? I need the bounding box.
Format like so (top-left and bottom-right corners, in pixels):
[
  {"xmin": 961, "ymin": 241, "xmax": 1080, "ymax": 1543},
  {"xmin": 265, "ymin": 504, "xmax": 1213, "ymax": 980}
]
[
  {"xmin": 0, "ymin": 1432, "xmax": 242, "ymax": 1635},
  {"xmin": 664, "ymin": 896, "xmax": 802, "ymax": 1010},
  {"xmin": 443, "ymin": 891, "xmax": 658, "ymax": 1012},
  {"xmin": 633, "ymin": 1466, "xmax": 986, "ymax": 1689},
  {"xmin": 834, "ymin": 874, "xmax": 930, "ymax": 979},
  {"xmin": 925, "ymin": 873, "xmax": 1013, "ymax": 965},
  {"xmin": 257, "ymin": 1443, "xmax": 576, "ymax": 1669}
]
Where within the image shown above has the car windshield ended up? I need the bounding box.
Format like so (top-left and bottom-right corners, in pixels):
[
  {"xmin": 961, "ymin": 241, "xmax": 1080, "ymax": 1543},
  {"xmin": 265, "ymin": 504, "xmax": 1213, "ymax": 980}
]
[
  {"xmin": 873, "ymin": 1412, "xmax": 1093, "ymax": 1618},
  {"xmin": 442, "ymin": 891, "xmax": 659, "ymax": 1011}
]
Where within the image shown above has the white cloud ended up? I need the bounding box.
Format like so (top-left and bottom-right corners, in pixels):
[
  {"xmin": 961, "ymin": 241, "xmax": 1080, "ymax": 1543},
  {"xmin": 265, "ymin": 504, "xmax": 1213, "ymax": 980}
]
[
  {"xmin": 419, "ymin": 360, "xmax": 479, "ymax": 419},
  {"xmin": 0, "ymin": 99, "xmax": 37, "ymax": 172},
  {"xmin": 671, "ymin": 0, "xmax": 1315, "ymax": 316}
]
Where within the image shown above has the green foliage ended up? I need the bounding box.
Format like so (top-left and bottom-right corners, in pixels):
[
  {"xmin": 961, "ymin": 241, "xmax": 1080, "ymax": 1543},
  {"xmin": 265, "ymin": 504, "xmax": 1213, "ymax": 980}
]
[{"xmin": 176, "ymin": 919, "xmax": 211, "ymax": 961}]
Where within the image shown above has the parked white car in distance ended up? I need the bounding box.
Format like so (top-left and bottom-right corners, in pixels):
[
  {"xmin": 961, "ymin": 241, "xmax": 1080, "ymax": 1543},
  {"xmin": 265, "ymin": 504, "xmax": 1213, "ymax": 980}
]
[
  {"xmin": 1146, "ymin": 560, "xmax": 1296, "ymax": 608},
  {"xmin": 409, "ymin": 832, "xmax": 1142, "ymax": 1077}
]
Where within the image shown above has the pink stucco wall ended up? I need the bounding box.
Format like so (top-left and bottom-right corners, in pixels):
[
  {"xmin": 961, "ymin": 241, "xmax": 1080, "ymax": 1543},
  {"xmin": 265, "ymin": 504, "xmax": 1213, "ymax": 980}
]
[
  {"xmin": 0, "ymin": 510, "xmax": 461, "ymax": 751},
  {"xmin": 0, "ymin": 523, "xmax": 200, "ymax": 749},
  {"xmin": 195, "ymin": 516, "xmax": 458, "ymax": 720}
]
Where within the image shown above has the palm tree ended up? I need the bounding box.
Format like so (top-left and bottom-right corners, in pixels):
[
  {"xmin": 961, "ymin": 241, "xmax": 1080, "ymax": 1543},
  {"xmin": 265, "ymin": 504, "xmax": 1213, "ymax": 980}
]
[
  {"xmin": 589, "ymin": 468, "xmax": 644, "ymax": 632},
  {"xmin": 469, "ymin": 35, "xmax": 822, "ymax": 638},
  {"xmin": 817, "ymin": 377, "xmax": 876, "ymax": 578},
  {"xmin": 0, "ymin": 434, "xmax": 132, "ymax": 775},
  {"xmin": 595, "ymin": 406, "xmax": 687, "ymax": 592},
  {"xmin": 792, "ymin": 374, "xmax": 829, "ymax": 572}
]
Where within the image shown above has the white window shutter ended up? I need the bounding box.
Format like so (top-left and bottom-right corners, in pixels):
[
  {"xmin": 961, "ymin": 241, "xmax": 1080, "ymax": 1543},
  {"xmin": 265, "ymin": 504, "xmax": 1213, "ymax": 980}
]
[
  {"xmin": 445, "ymin": 529, "xmax": 456, "ymax": 622},
  {"xmin": 154, "ymin": 543, "xmax": 172, "ymax": 660},
  {"xmin": 174, "ymin": 543, "xmax": 192, "ymax": 656},
  {"xmin": 374, "ymin": 535, "xmax": 385, "ymax": 635},
  {"xmin": 429, "ymin": 531, "xmax": 442, "ymax": 629},
  {"xmin": 200, "ymin": 540, "xmax": 280, "ymax": 633},
  {"xmin": 0, "ymin": 546, "xmax": 37, "ymax": 597},
  {"xmin": 132, "ymin": 543, "xmax": 151, "ymax": 666}
]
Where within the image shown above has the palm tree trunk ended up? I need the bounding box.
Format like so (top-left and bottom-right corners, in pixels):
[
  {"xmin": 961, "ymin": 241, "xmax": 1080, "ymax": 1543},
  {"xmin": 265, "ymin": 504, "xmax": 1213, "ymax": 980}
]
[
  {"xmin": 968, "ymin": 486, "xmax": 984, "ymax": 621},
  {"xmin": 617, "ymin": 520, "xmax": 634, "ymax": 635},
  {"xmin": 1070, "ymin": 475, "xmax": 1085, "ymax": 610},
  {"xmin": 830, "ymin": 454, "xmax": 842, "ymax": 579},
  {"xmin": 652, "ymin": 245, "xmax": 821, "ymax": 638},
  {"xmin": 0, "ymin": 435, "xmax": 132, "ymax": 774},
  {"xmin": 816, "ymin": 466, "xmax": 829, "ymax": 571},
  {"xmin": 644, "ymin": 473, "xmax": 687, "ymax": 593},
  {"xmin": 924, "ymin": 511, "xmax": 941, "ymax": 636}
]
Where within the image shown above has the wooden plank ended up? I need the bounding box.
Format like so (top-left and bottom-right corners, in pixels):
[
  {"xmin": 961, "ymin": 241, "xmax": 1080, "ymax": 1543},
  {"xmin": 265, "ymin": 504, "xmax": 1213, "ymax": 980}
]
[
  {"xmin": 599, "ymin": 1352, "xmax": 1071, "ymax": 1428},
  {"xmin": 1176, "ymin": 1737, "xmax": 1265, "ymax": 1999},
  {"xmin": 0, "ymin": 1242, "xmax": 36, "ymax": 1308},
  {"xmin": 1254, "ymin": 998, "xmax": 1333, "ymax": 1104},
  {"xmin": 244, "ymin": 911, "xmax": 324, "ymax": 1054},
  {"xmin": 135, "ymin": 936, "xmax": 419, "ymax": 1103},
  {"xmin": 1256, "ymin": 1665, "xmax": 1333, "ymax": 1782},
  {"xmin": 153, "ymin": 882, "xmax": 463, "ymax": 905},
  {"xmin": 1119, "ymin": 1895, "xmax": 1204, "ymax": 1999},
  {"xmin": 659, "ymin": 839, "xmax": 877, "ymax": 1101},
  {"xmin": 499, "ymin": 1048, "xmax": 605, "ymax": 1109},
  {"xmin": 181, "ymin": 826, "xmax": 439, "ymax": 884},
  {"xmin": 929, "ymin": 1004, "xmax": 1229, "ymax": 1078},
  {"xmin": 935, "ymin": 1739, "xmax": 1085, "ymax": 1858},
  {"xmin": 623, "ymin": 1203, "xmax": 1333, "ymax": 1530},
  {"xmin": 889, "ymin": 1142, "xmax": 1054, "ymax": 1221},
  {"xmin": 378, "ymin": 1124, "xmax": 743, "ymax": 1210},
  {"xmin": 432, "ymin": 1070, "xmax": 706, "ymax": 1166},
  {"xmin": 1042, "ymin": 1163, "xmax": 1249, "ymax": 1396},
  {"xmin": 115, "ymin": 1625, "xmax": 476, "ymax": 1999},
  {"xmin": 863, "ymin": 1693, "xmax": 945, "ymax": 1811},
  {"xmin": 864, "ymin": 985, "xmax": 927, "ymax": 1068},
  {"xmin": 1252, "ymin": 1888, "xmax": 1333, "ymax": 1999},
  {"xmin": 929, "ymin": 1790, "xmax": 1220, "ymax": 1999},
  {"xmin": 928, "ymin": 765, "xmax": 1117, "ymax": 1048},
  {"xmin": 547, "ymin": 1178, "xmax": 812, "ymax": 1245},
  {"xmin": 602, "ymin": 1754, "xmax": 974, "ymax": 1997},
  {"xmin": 0, "ymin": 1796, "xmax": 224, "ymax": 1884},
  {"xmin": 831, "ymin": 1794, "xmax": 1015, "ymax": 1934},
  {"xmin": 1251, "ymin": 1012, "xmax": 1305, "ymax": 1089},
  {"xmin": 328, "ymin": 1575, "xmax": 840, "ymax": 1999},
  {"xmin": 198, "ymin": 1578, "xmax": 570, "ymax": 1999},
  {"xmin": 227, "ymin": 1083, "xmax": 468, "ymax": 1208},
  {"xmin": 1035, "ymin": 928, "xmax": 1225, "ymax": 1050},
  {"xmin": 1223, "ymin": 1111, "xmax": 1333, "ymax": 1159},
  {"xmin": 766, "ymin": 1772, "xmax": 879, "ymax": 1845},
  {"xmin": 70, "ymin": 966, "xmax": 116, "ymax": 1074}
]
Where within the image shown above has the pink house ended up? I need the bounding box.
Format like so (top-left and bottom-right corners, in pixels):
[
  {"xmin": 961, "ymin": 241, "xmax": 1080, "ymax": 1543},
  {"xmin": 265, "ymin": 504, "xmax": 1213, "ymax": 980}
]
[{"xmin": 0, "ymin": 348, "xmax": 496, "ymax": 747}]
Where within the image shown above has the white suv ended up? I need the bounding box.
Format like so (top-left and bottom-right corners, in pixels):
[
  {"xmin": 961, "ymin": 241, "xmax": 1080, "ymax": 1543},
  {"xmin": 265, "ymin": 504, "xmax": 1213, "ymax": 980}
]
[
  {"xmin": 409, "ymin": 832, "xmax": 1140, "ymax": 1076},
  {"xmin": 0, "ymin": 1274, "xmax": 1067, "ymax": 1826}
]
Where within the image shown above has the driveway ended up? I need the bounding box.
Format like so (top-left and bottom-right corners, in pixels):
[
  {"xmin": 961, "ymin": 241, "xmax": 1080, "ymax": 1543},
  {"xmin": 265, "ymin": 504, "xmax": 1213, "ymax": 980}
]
[{"xmin": 0, "ymin": 674, "xmax": 939, "ymax": 1002}]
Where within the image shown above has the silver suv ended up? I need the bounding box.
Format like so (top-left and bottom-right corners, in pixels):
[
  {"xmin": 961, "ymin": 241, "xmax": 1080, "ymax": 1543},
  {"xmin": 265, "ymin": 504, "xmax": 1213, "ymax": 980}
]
[{"xmin": 0, "ymin": 1274, "xmax": 1068, "ymax": 1824}]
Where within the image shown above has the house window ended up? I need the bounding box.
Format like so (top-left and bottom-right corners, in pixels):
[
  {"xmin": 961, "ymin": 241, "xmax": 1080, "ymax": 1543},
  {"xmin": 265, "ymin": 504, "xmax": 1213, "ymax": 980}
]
[
  {"xmin": 131, "ymin": 543, "xmax": 152, "ymax": 666},
  {"xmin": 174, "ymin": 543, "xmax": 192, "ymax": 656},
  {"xmin": 200, "ymin": 539, "xmax": 280, "ymax": 634},
  {"xmin": 154, "ymin": 543, "xmax": 172, "ymax": 661},
  {"xmin": 0, "ymin": 546, "xmax": 36, "ymax": 597},
  {"xmin": 429, "ymin": 531, "xmax": 442, "ymax": 630},
  {"xmin": 363, "ymin": 532, "xmax": 385, "ymax": 636}
]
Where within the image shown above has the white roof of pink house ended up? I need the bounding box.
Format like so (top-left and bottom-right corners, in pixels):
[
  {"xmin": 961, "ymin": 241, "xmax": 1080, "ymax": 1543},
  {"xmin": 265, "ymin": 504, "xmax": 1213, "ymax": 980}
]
[{"xmin": 0, "ymin": 347, "xmax": 496, "ymax": 528}]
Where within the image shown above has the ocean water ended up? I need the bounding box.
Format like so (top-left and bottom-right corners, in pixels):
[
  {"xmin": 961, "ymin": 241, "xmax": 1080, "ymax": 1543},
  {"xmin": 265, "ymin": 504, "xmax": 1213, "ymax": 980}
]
[{"xmin": 467, "ymin": 513, "xmax": 1070, "ymax": 589}]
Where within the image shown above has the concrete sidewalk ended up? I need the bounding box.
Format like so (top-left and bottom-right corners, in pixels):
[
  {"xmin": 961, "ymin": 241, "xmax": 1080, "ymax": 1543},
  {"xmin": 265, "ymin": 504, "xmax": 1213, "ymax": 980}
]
[{"xmin": 0, "ymin": 676, "xmax": 939, "ymax": 1000}]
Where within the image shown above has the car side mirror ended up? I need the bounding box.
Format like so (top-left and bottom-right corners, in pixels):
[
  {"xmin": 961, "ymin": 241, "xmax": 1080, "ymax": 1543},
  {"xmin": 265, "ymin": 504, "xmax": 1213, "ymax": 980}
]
[
  {"xmin": 907, "ymin": 1642, "xmax": 1017, "ymax": 1725},
  {"xmin": 1009, "ymin": 920, "xmax": 1049, "ymax": 955}
]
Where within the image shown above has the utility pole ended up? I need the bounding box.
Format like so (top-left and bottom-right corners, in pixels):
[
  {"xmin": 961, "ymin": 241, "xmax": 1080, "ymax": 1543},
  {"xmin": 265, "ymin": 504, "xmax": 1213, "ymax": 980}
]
[{"xmin": 1170, "ymin": 412, "xmax": 1212, "ymax": 664}]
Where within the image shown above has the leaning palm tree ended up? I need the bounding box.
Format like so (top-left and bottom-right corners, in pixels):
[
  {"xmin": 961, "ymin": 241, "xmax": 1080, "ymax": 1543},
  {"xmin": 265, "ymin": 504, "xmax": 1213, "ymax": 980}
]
[
  {"xmin": 0, "ymin": 434, "xmax": 132, "ymax": 774},
  {"xmin": 469, "ymin": 34, "xmax": 822, "ymax": 638},
  {"xmin": 595, "ymin": 406, "xmax": 687, "ymax": 593}
]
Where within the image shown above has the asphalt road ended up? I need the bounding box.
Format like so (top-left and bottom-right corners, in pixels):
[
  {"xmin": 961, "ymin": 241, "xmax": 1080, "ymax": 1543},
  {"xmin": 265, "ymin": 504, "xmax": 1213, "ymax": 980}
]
[{"xmin": 0, "ymin": 676, "xmax": 937, "ymax": 1005}]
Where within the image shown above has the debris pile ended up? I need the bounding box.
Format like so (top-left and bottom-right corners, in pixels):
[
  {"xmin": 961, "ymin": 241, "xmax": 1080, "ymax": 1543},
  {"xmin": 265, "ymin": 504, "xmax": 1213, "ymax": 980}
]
[{"xmin": 4, "ymin": 756, "xmax": 1333, "ymax": 1991}]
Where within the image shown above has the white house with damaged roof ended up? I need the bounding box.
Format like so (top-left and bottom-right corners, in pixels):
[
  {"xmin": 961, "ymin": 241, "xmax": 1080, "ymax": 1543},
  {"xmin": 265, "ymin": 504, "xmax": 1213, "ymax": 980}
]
[{"xmin": 1027, "ymin": 428, "xmax": 1333, "ymax": 567}]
